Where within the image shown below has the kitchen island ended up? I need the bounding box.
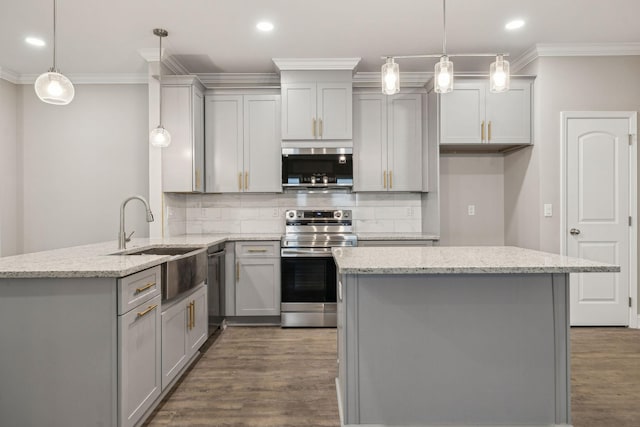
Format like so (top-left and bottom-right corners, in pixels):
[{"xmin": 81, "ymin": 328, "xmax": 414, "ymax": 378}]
[{"xmin": 332, "ymin": 246, "xmax": 618, "ymax": 427}]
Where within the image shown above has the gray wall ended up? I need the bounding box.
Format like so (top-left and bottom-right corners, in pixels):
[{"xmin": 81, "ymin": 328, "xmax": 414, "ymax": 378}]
[
  {"xmin": 440, "ymin": 154, "xmax": 504, "ymax": 246},
  {"xmin": 18, "ymin": 84, "xmax": 150, "ymax": 253},
  {"xmin": 0, "ymin": 79, "xmax": 20, "ymax": 256},
  {"xmin": 504, "ymin": 55, "xmax": 640, "ymax": 314}
]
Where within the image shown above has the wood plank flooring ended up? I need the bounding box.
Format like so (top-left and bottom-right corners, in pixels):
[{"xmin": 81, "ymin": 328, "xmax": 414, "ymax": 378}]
[{"xmin": 144, "ymin": 326, "xmax": 640, "ymax": 427}]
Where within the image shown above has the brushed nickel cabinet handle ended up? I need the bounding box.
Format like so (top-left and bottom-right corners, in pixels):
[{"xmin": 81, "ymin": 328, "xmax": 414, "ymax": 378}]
[
  {"xmin": 137, "ymin": 304, "xmax": 158, "ymax": 319},
  {"xmin": 481, "ymin": 120, "xmax": 485, "ymax": 142},
  {"xmin": 238, "ymin": 172, "xmax": 242, "ymax": 191},
  {"xmin": 488, "ymin": 121, "xmax": 492, "ymax": 142},
  {"xmin": 134, "ymin": 282, "xmax": 155, "ymax": 295}
]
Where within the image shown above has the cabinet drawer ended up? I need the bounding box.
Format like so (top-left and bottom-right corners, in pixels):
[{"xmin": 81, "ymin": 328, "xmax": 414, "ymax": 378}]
[
  {"xmin": 118, "ymin": 266, "xmax": 162, "ymax": 315},
  {"xmin": 236, "ymin": 241, "xmax": 279, "ymax": 258}
]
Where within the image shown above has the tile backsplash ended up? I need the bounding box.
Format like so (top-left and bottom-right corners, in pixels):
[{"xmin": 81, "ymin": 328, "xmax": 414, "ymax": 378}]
[{"xmin": 164, "ymin": 192, "xmax": 422, "ymax": 236}]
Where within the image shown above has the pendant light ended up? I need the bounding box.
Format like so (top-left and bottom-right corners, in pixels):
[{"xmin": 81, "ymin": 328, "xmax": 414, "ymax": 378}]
[
  {"xmin": 381, "ymin": 57, "xmax": 400, "ymax": 95},
  {"xmin": 149, "ymin": 28, "xmax": 171, "ymax": 148},
  {"xmin": 490, "ymin": 54, "xmax": 510, "ymax": 93},
  {"xmin": 34, "ymin": 0, "xmax": 75, "ymax": 105},
  {"xmin": 381, "ymin": 0, "xmax": 510, "ymax": 95}
]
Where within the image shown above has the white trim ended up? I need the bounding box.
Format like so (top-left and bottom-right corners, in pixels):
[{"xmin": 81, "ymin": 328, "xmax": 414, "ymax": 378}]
[
  {"xmin": 0, "ymin": 66, "xmax": 20, "ymax": 84},
  {"xmin": 560, "ymin": 111, "xmax": 638, "ymax": 329},
  {"xmin": 273, "ymin": 58, "xmax": 360, "ymax": 72},
  {"xmin": 138, "ymin": 47, "xmax": 163, "ymax": 62},
  {"xmin": 512, "ymin": 42, "xmax": 640, "ymax": 73},
  {"xmin": 163, "ymin": 55, "xmax": 189, "ymax": 75},
  {"xmin": 197, "ymin": 73, "xmax": 280, "ymax": 86}
]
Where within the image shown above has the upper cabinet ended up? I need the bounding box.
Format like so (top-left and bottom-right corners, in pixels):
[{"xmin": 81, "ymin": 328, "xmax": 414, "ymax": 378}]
[
  {"xmin": 281, "ymin": 82, "xmax": 352, "ymax": 140},
  {"xmin": 353, "ymin": 92, "xmax": 423, "ymax": 192},
  {"xmin": 274, "ymin": 59, "xmax": 360, "ymax": 143},
  {"xmin": 205, "ymin": 92, "xmax": 281, "ymax": 193},
  {"xmin": 161, "ymin": 76, "xmax": 205, "ymax": 192},
  {"xmin": 437, "ymin": 77, "xmax": 534, "ymax": 153}
]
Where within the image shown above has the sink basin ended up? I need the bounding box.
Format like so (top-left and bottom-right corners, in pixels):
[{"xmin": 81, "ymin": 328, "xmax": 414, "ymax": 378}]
[
  {"xmin": 123, "ymin": 246, "xmax": 202, "ymax": 256},
  {"xmin": 114, "ymin": 245, "xmax": 207, "ymax": 301}
]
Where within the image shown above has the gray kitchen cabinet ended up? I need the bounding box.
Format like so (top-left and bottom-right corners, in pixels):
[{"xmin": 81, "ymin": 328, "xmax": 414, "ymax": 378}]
[
  {"xmin": 281, "ymin": 82, "xmax": 352, "ymax": 140},
  {"xmin": 161, "ymin": 283, "xmax": 207, "ymax": 390},
  {"xmin": 118, "ymin": 293, "xmax": 161, "ymax": 427},
  {"xmin": 161, "ymin": 76, "xmax": 205, "ymax": 192},
  {"xmin": 205, "ymin": 94, "xmax": 281, "ymax": 193},
  {"xmin": 438, "ymin": 77, "xmax": 533, "ymax": 151},
  {"xmin": 235, "ymin": 241, "xmax": 280, "ymax": 316},
  {"xmin": 353, "ymin": 93, "xmax": 422, "ymax": 192}
]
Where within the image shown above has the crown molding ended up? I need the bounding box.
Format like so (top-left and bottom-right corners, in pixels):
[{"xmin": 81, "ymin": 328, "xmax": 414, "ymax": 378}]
[
  {"xmin": 512, "ymin": 42, "xmax": 640, "ymax": 72},
  {"xmin": 273, "ymin": 58, "xmax": 361, "ymax": 72},
  {"xmin": 0, "ymin": 66, "xmax": 20, "ymax": 84},
  {"xmin": 163, "ymin": 55, "xmax": 190, "ymax": 75},
  {"xmin": 353, "ymin": 71, "xmax": 431, "ymax": 87},
  {"xmin": 196, "ymin": 73, "xmax": 280, "ymax": 87},
  {"xmin": 138, "ymin": 47, "xmax": 164, "ymax": 62}
]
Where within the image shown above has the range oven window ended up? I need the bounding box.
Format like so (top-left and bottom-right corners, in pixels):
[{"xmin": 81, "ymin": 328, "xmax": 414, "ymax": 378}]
[{"xmin": 281, "ymin": 257, "xmax": 337, "ymax": 303}]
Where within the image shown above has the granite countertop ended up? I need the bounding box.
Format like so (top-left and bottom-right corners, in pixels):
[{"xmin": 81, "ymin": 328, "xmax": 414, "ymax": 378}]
[
  {"xmin": 356, "ymin": 232, "xmax": 439, "ymax": 241},
  {"xmin": 332, "ymin": 246, "xmax": 620, "ymax": 275},
  {"xmin": 0, "ymin": 234, "xmax": 282, "ymax": 279}
]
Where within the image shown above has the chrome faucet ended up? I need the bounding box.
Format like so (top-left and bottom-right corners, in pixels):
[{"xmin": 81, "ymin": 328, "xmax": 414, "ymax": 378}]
[{"xmin": 119, "ymin": 195, "xmax": 154, "ymax": 250}]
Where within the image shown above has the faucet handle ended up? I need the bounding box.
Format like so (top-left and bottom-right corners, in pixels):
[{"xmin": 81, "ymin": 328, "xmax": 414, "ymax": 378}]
[{"xmin": 125, "ymin": 231, "xmax": 135, "ymax": 243}]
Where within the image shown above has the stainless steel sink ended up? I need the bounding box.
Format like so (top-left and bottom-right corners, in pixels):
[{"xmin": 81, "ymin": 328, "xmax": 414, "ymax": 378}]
[{"xmin": 115, "ymin": 246, "xmax": 207, "ymax": 301}]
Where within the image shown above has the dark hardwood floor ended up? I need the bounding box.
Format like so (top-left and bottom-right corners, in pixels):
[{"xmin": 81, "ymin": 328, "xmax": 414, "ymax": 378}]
[{"xmin": 144, "ymin": 326, "xmax": 640, "ymax": 427}]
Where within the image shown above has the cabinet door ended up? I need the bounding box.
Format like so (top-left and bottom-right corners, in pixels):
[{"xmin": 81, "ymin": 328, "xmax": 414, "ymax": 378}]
[
  {"xmin": 161, "ymin": 299, "xmax": 188, "ymax": 390},
  {"xmin": 118, "ymin": 294, "xmax": 161, "ymax": 427},
  {"xmin": 243, "ymin": 95, "xmax": 282, "ymax": 192},
  {"xmin": 193, "ymin": 89, "xmax": 205, "ymax": 191},
  {"xmin": 281, "ymin": 83, "xmax": 316, "ymax": 140},
  {"xmin": 388, "ymin": 94, "xmax": 423, "ymax": 191},
  {"xmin": 236, "ymin": 258, "xmax": 281, "ymax": 316},
  {"xmin": 439, "ymin": 82, "xmax": 485, "ymax": 144},
  {"xmin": 353, "ymin": 94, "xmax": 387, "ymax": 192},
  {"xmin": 317, "ymin": 82, "xmax": 352, "ymax": 139},
  {"xmin": 162, "ymin": 85, "xmax": 198, "ymax": 192},
  {"xmin": 187, "ymin": 284, "xmax": 208, "ymax": 355},
  {"xmin": 485, "ymin": 80, "xmax": 532, "ymax": 145},
  {"xmin": 205, "ymin": 95, "xmax": 244, "ymax": 192}
]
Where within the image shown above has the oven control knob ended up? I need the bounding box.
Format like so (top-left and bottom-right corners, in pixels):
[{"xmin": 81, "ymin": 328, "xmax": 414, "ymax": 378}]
[
  {"xmin": 286, "ymin": 210, "xmax": 296, "ymax": 219},
  {"xmin": 334, "ymin": 210, "xmax": 343, "ymax": 219}
]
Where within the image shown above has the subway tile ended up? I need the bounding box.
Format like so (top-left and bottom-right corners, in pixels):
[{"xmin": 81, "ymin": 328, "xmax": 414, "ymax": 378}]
[
  {"xmin": 393, "ymin": 220, "xmax": 422, "ymax": 233},
  {"xmin": 186, "ymin": 221, "xmax": 203, "ymax": 234},
  {"xmin": 393, "ymin": 193, "xmax": 422, "ymax": 207},
  {"xmin": 355, "ymin": 193, "xmax": 396, "ymax": 207},
  {"xmin": 351, "ymin": 207, "xmax": 376, "ymax": 220},
  {"xmin": 202, "ymin": 220, "xmax": 242, "ymax": 234},
  {"xmin": 240, "ymin": 219, "xmax": 284, "ymax": 234},
  {"xmin": 354, "ymin": 219, "xmax": 395, "ymax": 233}
]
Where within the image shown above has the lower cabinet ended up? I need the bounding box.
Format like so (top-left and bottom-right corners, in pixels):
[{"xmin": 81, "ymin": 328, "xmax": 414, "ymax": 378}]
[
  {"xmin": 161, "ymin": 283, "xmax": 208, "ymax": 390},
  {"xmin": 118, "ymin": 293, "xmax": 162, "ymax": 427},
  {"xmin": 235, "ymin": 241, "xmax": 281, "ymax": 316}
]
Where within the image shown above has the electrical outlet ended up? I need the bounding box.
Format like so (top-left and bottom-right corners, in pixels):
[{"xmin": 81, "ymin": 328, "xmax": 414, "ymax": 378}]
[
  {"xmin": 544, "ymin": 204, "xmax": 553, "ymax": 217},
  {"xmin": 468, "ymin": 205, "xmax": 476, "ymax": 216}
]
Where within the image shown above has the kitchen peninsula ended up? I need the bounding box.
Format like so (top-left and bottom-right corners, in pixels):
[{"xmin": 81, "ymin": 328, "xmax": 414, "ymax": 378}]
[{"xmin": 333, "ymin": 246, "xmax": 618, "ymax": 427}]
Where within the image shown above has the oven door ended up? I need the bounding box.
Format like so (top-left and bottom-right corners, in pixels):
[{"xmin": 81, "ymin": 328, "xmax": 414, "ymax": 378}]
[{"xmin": 280, "ymin": 248, "xmax": 337, "ymax": 303}]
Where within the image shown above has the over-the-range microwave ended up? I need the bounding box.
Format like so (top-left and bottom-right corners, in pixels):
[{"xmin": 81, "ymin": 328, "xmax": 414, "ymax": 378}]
[{"xmin": 282, "ymin": 147, "xmax": 353, "ymax": 190}]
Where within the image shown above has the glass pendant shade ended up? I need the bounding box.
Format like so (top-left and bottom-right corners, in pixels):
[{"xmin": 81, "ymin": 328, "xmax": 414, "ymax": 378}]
[
  {"xmin": 381, "ymin": 58, "xmax": 400, "ymax": 95},
  {"xmin": 150, "ymin": 126, "xmax": 171, "ymax": 148},
  {"xmin": 34, "ymin": 70, "xmax": 75, "ymax": 105},
  {"xmin": 434, "ymin": 56, "xmax": 454, "ymax": 93},
  {"xmin": 490, "ymin": 55, "xmax": 510, "ymax": 93}
]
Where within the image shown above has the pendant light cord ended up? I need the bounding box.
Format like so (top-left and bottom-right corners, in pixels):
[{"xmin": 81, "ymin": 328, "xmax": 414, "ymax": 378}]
[
  {"xmin": 52, "ymin": 0, "xmax": 57, "ymax": 71},
  {"xmin": 442, "ymin": 0, "xmax": 446, "ymax": 55},
  {"xmin": 158, "ymin": 33, "xmax": 163, "ymax": 126}
]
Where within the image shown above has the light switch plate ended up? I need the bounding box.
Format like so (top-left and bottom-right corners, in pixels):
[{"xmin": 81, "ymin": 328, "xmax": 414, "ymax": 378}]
[
  {"xmin": 544, "ymin": 204, "xmax": 553, "ymax": 217},
  {"xmin": 468, "ymin": 205, "xmax": 476, "ymax": 216}
]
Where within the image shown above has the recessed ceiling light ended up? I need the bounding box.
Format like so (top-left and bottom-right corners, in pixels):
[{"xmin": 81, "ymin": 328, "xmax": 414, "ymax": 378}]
[
  {"xmin": 25, "ymin": 37, "xmax": 46, "ymax": 47},
  {"xmin": 256, "ymin": 21, "xmax": 274, "ymax": 32},
  {"xmin": 505, "ymin": 19, "xmax": 525, "ymax": 30}
]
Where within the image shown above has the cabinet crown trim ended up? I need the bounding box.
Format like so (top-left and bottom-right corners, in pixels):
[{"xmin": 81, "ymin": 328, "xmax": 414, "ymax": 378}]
[{"xmin": 273, "ymin": 58, "xmax": 361, "ymax": 72}]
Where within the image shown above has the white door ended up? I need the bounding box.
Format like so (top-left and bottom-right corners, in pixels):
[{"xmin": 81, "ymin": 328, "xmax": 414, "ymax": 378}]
[
  {"xmin": 566, "ymin": 115, "xmax": 632, "ymax": 325},
  {"xmin": 387, "ymin": 94, "xmax": 422, "ymax": 191}
]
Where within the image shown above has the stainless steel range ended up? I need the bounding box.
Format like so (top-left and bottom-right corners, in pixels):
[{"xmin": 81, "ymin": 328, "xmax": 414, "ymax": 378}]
[{"xmin": 281, "ymin": 209, "xmax": 357, "ymax": 327}]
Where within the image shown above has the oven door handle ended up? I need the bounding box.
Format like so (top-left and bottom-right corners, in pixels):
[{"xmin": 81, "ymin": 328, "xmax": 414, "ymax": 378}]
[{"xmin": 281, "ymin": 248, "xmax": 333, "ymax": 257}]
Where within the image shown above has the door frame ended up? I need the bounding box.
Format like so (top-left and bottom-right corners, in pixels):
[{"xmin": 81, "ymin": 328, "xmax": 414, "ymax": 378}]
[{"xmin": 560, "ymin": 111, "xmax": 638, "ymax": 328}]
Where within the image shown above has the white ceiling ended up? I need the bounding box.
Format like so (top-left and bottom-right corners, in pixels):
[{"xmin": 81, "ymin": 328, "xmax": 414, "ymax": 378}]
[{"xmin": 2, "ymin": 0, "xmax": 640, "ymax": 78}]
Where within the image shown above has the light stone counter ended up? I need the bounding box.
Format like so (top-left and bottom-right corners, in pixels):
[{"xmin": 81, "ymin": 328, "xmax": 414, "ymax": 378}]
[
  {"xmin": 0, "ymin": 233, "xmax": 282, "ymax": 278},
  {"xmin": 355, "ymin": 232, "xmax": 440, "ymax": 241},
  {"xmin": 332, "ymin": 245, "xmax": 618, "ymax": 275}
]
